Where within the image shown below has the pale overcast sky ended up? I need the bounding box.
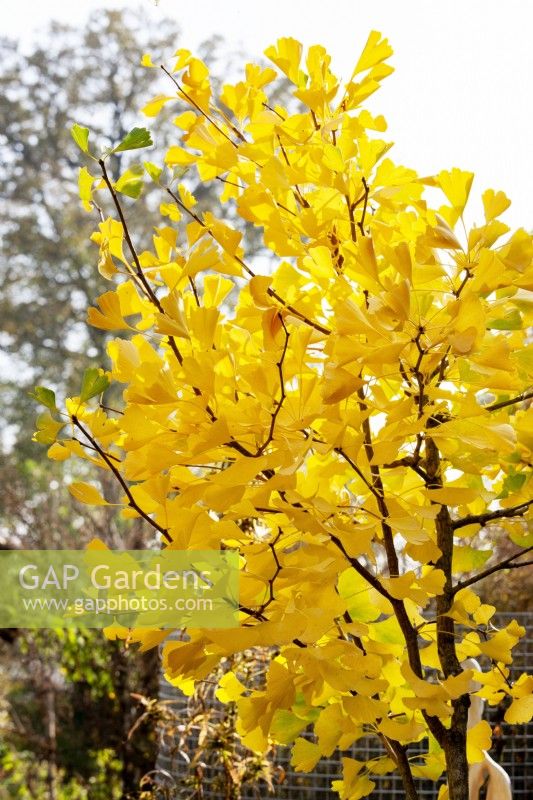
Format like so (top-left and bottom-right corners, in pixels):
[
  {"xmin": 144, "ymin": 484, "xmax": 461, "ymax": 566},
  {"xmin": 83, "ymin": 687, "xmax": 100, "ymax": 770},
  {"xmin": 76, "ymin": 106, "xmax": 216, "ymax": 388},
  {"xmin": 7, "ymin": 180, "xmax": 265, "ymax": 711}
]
[{"xmin": 3, "ymin": 0, "xmax": 532, "ymax": 229}]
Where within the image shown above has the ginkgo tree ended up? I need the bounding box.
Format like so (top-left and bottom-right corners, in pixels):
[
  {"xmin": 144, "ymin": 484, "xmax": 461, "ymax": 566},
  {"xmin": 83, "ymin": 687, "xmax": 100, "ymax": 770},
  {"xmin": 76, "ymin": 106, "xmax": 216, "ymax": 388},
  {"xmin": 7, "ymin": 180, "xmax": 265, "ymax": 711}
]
[{"xmin": 35, "ymin": 30, "xmax": 533, "ymax": 800}]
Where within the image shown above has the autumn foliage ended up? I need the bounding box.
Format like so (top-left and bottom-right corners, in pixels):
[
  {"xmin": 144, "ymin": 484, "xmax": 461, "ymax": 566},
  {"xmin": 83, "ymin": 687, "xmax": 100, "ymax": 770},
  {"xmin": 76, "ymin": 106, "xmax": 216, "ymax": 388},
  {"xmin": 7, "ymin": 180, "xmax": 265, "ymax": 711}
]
[{"xmin": 36, "ymin": 31, "xmax": 533, "ymax": 800}]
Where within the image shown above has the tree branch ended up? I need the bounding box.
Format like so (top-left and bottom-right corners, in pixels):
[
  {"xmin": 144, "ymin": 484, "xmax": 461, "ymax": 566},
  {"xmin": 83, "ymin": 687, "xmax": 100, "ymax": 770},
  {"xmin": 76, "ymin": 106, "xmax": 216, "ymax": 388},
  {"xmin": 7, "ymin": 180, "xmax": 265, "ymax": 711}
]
[
  {"xmin": 256, "ymin": 315, "xmax": 289, "ymax": 456},
  {"xmin": 327, "ymin": 532, "xmax": 395, "ymax": 603},
  {"xmin": 72, "ymin": 415, "xmax": 171, "ymax": 543},
  {"xmin": 452, "ymin": 545, "xmax": 533, "ymax": 594},
  {"xmin": 98, "ymin": 159, "xmax": 185, "ymax": 367},
  {"xmin": 161, "ymin": 65, "xmax": 239, "ymax": 148},
  {"xmin": 485, "ymin": 389, "xmax": 533, "ymax": 412},
  {"xmin": 452, "ymin": 499, "xmax": 532, "ymax": 530},
  {"xmin": 357, "ymin": 177, "xmax": 370, "ymax": 236}
]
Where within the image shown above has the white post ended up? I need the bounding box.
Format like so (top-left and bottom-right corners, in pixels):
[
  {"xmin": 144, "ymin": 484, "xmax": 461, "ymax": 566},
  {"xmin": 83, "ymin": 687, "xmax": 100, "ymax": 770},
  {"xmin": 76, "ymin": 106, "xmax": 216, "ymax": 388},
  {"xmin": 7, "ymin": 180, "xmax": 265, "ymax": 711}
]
[{"xmin": 462, "ymin": 658, "xmax": 512, "ymax": 800}]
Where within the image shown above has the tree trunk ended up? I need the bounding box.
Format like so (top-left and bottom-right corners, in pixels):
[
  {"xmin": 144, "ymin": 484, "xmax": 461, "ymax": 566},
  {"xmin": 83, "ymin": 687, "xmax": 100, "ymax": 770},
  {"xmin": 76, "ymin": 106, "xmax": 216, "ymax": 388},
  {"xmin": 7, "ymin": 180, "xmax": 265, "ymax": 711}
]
[
  {"xmin": 445, "ymin": 718, "xmax": 470, "ymax": 800},
  {"xmin": 427, "ymin": 430, "xmax": 470, "ymax": 800}
]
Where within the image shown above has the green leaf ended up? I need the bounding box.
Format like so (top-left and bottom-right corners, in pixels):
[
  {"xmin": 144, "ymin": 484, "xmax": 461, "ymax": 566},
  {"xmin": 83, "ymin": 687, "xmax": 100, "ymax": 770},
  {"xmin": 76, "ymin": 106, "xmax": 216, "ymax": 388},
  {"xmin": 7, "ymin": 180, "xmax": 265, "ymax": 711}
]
[
  {"xmin": 144, "ymin": 161, "xmax": 163, "ymax": 183},
  {"xmin": 114, "ymin": 165, "xmax": 144, "ymax": 199},
  {"xmin": 486, "ymin": 309, "xmax": 522, "ymax": 330},
  {"xmin": 270, "ymin": 709, "xmax": 308, "ymax": 745},
  {"xmin": 29, "ymin": 386, "xmax": 57, "ymax": 412},
  {"xmin": 71, "ymin": 124, "xmax": 90, "ymax": 154},
  {"xmin": 80, "ymin": 367, "xmax": 109, "ymax": 402},
  {"xmin": 452, "ymin": 545, "xmax": 492, "ymax": 573},
  {"xmin": 114, "ymin": 127, "xmax": 153, "ymax": 153},
  {"xmin": 498, "ymin": 471, "xmax": 527, "ymax": 499}
]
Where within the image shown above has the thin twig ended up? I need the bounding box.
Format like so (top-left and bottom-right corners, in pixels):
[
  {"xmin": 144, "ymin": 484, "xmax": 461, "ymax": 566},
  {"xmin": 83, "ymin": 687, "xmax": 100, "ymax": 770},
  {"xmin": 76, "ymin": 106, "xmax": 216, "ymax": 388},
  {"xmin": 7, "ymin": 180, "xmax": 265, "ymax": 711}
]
[
  {"xmin": 98, "ymin": 159, "xmax": 184, "ymax": 367},
  {"xmin": 161, "ymin": 65, "xmax": 238, "ymax": 148},
  {"xmin": 486, "ymin": 389, "xmax": 533, "ymax": 413},
  {"xmin": 256, "ymin": 315, "xmax": 289, "ymax": 455},
  {"xmin": 452, "ymin": 546, "xmax": 533, "ymax": 594},
  {"xmin": 72, "ymin": 415, "xmax": 171, "ymax": 542},
  {"xmin": 452, "ymin": 500, "xmax": 532, "ymax": 530},
  {"xmin": 357, "ymin": 177, "xmax": 370, "ymax": 236},
  {"xmin": 327, "ymin": 533, "xmax": 394, "ymax": 603}
]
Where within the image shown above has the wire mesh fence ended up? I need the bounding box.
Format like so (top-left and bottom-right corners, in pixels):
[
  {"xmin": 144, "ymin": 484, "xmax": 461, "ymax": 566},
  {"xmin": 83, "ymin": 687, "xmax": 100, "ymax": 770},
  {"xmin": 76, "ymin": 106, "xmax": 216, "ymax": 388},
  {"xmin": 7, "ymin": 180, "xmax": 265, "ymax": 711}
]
[{"xmin": 156, "ymin": 611, "xmax": 532, "ymax": 798}]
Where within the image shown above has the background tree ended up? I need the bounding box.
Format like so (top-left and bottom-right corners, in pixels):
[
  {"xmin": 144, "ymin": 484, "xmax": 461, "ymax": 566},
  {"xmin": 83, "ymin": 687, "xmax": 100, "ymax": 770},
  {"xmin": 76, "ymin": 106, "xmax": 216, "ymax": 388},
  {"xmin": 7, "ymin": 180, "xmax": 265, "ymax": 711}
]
[
  {"xmin": 45, "ymin": 31, "xmax": 533, "ymax": 800},
  {"xmin": 0, "ymin": 10, "xmax": 182, "ymax": 798},
  {"xmin": 0, "ymin": 8, "xmax": 179, "ymax": 446}
]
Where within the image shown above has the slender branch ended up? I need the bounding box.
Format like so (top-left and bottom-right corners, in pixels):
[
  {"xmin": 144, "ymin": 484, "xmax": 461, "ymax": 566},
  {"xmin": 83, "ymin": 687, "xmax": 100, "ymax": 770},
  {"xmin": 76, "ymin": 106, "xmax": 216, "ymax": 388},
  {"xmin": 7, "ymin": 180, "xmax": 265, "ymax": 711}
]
[
  {"xmin": 430, "ymin": 261, "xmax": 473, "ymax": 389},
  {"xmin": 356, "ymin": 386, "xmax": 400, "ymax": 576},
  {"xmin": 99, "ymin": 403, "xmax": 124, "ymax": 416},
  {"xmin": 72, "ymin": 437, "xmax": 121, "ymax": 463},
  {"xmin": 345, "ymin": 194, "xmax": 357, "ymax": 243},
  {"xmin": 334, "ymin": 446, "xmax": 382, "ymax": 504},
  {"xmin": 72, "ymin": 415, "xmax": 171, "ymax": 542},
  {"xmin": 276, "ymin": 133, "xmax": 309, "ymax": 209},
  {"xmin": 327, "ymin": 533, "xmax": 395, "ymax": 603},
  {"xmin": 262, "ymin": 101, "xmax": 286, "ymax": 121},
  {"xmin": 341, "ymin": 382, "xmax": 448, "ymax": 741},
  {"xmin": 424, "ymin": 431, "xmax": 466, "ymax": 752},
  {"xmin": 256, "ymin": 315, "xmax": 289, "ymax": 455},
  {"xmin": 382, "ymin": 455, "xmax": 429, "ymax": 483},
  {"xmin": 388, "ymin": 742, "xmax": 420, "ymax": 800},
  {"xmin": 188, "ymin": 276, "xmax": 200, "ymax": 307},
  {"xmin": 454, "ymin": 267, "xmax": 471, "ymax": 298},
  {"xmin": 161, "ymin": 65, "xmax": 238, "ymax": 148},
  {"xmin": 215, "ymin": 104, "xmax": 248, "ymax": 143},
  {"xmin": 98, "ymin": 160, "xmax": 159, "ymax": 305},
  {"xmin": 486, "ymin": 389, "xmax": 533, "ymax": 413},
  {"xmin": 99, "ymin": 165, "xmax": 230, "ymax": 423},
  {"xmin": 452, "ymin": 499, "xmax": 532, "ymax": 530},
  {"xmin": 357, "ymin": 177, "xmax": 370, "ymax": 236},
  {"xmin": 452, "ymin": 545, "xmax": 533, "ymax": 594},
  {"xmin": 98, "ymin": 159, "xmax": 184, "ymax": 367}
]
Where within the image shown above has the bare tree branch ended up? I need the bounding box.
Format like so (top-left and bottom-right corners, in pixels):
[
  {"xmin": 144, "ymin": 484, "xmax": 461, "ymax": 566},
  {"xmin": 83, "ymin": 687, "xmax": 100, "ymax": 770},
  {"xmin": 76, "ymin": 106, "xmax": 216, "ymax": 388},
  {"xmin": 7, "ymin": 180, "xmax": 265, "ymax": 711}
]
[
  {"xmin": 98, "ymin": 158, "xmax": 185, "ymax": 367},
  {"xmin": 486, "ymin": 389, "xmax": 533, "ymax": 412},
  {"xmin": 256, "ymin": 315, "xmax": 289, "ymax": 456},
  {"xmin": 72, "ymin": 415, "xmax": 171, "ymax": 542},
  {"xmin": 452, "ymin": 500, "xmax": 532, "ymax": 530},
  {"xmin": 452, "ymin": 545, "xmax": 533, "ymax": 594}
]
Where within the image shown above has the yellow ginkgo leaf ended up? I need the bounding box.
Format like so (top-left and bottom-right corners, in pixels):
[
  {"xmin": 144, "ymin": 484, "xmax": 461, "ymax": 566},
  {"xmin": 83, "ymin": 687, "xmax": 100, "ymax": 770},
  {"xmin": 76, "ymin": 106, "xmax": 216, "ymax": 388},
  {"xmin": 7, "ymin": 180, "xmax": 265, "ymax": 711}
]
[
  {"xmin": 68, "ymin": 482, "xmax": 110, "ymax": 506},
  {"xmin": 378, "ymin": 716, "xmax": 425, "ymax": 744},
  {"xmin": 290, "ymin": 738, "xmax": 322, "ymax": 772},
  {"xmin": 437, "ymin": 168, "xmax": 474, "ymax": 215},
  {"xmin": 216, "ymin": 672, "xmax": 247, "ymax": 703},
  {"xmin": 426, "ymin": 487, "xmax": 479, "ymax": 506},
  {"xmin": 86, "ymin": 538, "xmax": 109, "ymax": 550},
  {"xmin": 467, "ymin": 720, "xmax": 492, "ymax": 764},
  {"xmin": 477, "ymin": 625, "xmax": 524, "ymax": 665},
  {"xmin": 264, "ymin": 38, "xmax": 303, "ymax": 85},
  {"xmin": 142, "ymin": 94, "xmax": 173, "ymax": 115},
  {"xmin": 47, "ymin": 442, "xmax": 70, "ymax": 461},
  {"xmin": 352, "ymin": 31, "xmax": 393, "ymax": 75},
  {"xmin": 78, "ymin": 166, "xmax": 94, "ymax": 212},
  {"xmin": 87, "ymin": 291, "xmax": 133, "ymax": 331},
  {"xmin": 103, "ymin": 623, "xmax": 131, "ymax": 641},
  {"xmin": 504, "ymin": 695, "xmax": 533, "ymax": 724},
  {"xmin": 482, "ymin": 188, "xmax": 511, "ymax": 222},
  {"xmin": 332, "ymin": 759, "xmax": 375, "ymax": 800}
]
